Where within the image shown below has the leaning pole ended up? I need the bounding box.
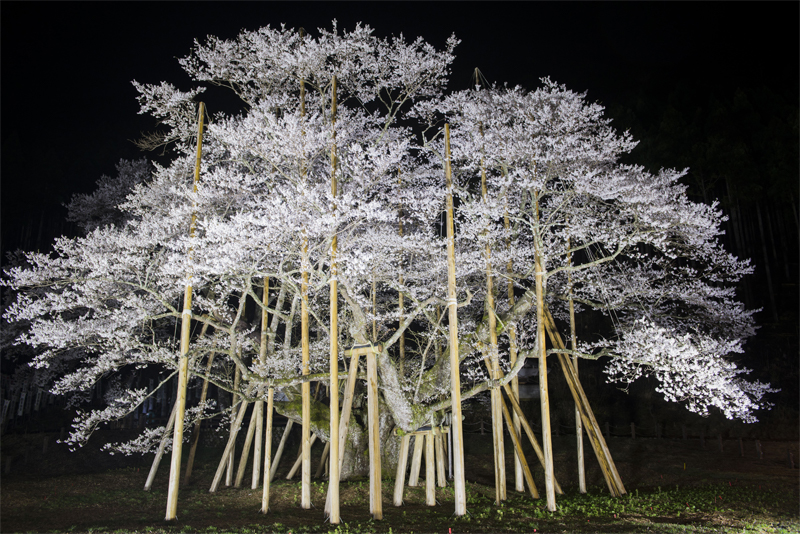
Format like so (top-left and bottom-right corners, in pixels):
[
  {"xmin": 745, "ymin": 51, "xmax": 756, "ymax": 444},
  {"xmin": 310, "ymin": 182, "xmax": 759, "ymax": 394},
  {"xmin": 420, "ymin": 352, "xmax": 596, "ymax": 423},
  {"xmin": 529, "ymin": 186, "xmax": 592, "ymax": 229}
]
[
  {"xmin": 444, "ymin": 124, "xmax": 467, "ymax": 516},
  {"xmin": 165, "ymin": 101, "xmax": 205, "ymax": 521}
]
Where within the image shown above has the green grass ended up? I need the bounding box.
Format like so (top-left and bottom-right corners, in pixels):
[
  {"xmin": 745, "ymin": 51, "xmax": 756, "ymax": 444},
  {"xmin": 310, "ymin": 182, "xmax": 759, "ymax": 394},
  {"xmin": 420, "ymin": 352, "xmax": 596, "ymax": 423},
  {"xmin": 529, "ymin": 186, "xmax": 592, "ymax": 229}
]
[{"xmin": 22, "ymin": 481, "xmax": 794, "ymax": 534}]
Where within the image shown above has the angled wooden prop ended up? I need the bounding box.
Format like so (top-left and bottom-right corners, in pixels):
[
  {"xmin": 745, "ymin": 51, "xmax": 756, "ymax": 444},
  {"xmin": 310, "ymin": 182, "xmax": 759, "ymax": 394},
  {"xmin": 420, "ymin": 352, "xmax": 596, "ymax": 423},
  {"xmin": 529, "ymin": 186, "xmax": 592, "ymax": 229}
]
[{"xmin": 542, "ymin": 307, "xmax": 626, "ymax": 497}]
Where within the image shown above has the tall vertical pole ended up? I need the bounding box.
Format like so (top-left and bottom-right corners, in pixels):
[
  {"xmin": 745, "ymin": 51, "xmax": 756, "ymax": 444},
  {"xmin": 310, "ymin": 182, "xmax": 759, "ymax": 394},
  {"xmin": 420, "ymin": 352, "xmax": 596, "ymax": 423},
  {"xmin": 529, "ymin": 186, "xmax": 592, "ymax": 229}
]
[
  {"xmin": 534, "ymin": 191, "xmax": 556, "ymax": 512},
  {"xmin": 165, "ymin": 101, "xmax": 205, "ymax": 521},
  {"xmin": 568, "ymin": 242, "xmax": 586, "ymax": 493},
  {"xmin": 328, "ymin": 75, "xmax": 341, "ymax": 524},
  {"xmin": 251, "ymin": 278, "xmax": 269, "ymax": 489},
  {"xmin": 226, "ymin": 365, "xmax": 240, "ymax": 486},
  {"xmin": 444, "ymin": 124, "xmax": 467, "ymax": 516},
  {"xmin": 366, "ymin": 348, "xmax": 383, "ymax": 519},
  {"xmin": 505, "ymin": 201, "xmax": 523, "ymax": 493},
  {"xmin": 398, "ymin": 170, "xmax": 406, "ymax": 378},
  {"xmin": 479, "ymin": 132, "xmax": 505, "ymax": 504},
  {"xmin": 261, "ymin": 387, "xmax": 274, "ymax": 513},
  {"xmin": 298, "ymin": 27, "xmax": 312, "ymax": 510}
]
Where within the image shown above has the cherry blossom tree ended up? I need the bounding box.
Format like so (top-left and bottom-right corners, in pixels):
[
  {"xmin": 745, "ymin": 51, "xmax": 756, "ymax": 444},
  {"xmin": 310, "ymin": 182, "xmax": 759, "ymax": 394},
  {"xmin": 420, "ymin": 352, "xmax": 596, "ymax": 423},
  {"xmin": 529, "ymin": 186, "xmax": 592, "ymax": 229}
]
[{"xmin": 2, "ymin": 22, "xmax": 774, "ymax": 482}]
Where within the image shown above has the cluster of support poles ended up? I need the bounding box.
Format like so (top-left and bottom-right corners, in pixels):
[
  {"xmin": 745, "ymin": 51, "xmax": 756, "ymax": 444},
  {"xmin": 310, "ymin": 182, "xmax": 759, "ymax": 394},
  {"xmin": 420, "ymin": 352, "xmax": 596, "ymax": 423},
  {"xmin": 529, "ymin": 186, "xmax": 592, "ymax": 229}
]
[{"xmin": 155, "ymin": 95, "xmax": 625, "ymax": 522}]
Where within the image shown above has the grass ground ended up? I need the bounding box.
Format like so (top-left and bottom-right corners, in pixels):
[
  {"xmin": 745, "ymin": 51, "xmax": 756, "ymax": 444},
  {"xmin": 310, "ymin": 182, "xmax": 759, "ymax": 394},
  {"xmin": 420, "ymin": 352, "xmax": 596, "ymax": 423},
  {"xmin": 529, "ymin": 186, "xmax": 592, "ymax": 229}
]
[{"xmin": 2, "ymin": 429, "xmax": 797, "ymax": 533}]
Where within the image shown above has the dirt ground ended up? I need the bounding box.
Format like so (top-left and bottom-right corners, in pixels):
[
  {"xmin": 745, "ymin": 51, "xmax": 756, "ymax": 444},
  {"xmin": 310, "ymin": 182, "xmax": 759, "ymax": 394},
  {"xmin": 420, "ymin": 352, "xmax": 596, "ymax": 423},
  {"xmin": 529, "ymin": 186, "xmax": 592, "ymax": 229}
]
[{"xmin": 1, "ymin": 429, "xmax": 798, "ymax": 533}]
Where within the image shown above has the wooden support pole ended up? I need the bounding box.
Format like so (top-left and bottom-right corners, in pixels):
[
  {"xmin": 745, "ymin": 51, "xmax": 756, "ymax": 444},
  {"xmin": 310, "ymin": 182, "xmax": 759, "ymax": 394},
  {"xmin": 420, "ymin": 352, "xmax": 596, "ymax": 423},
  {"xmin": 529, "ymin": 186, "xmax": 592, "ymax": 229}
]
[
  {"xmin": 567, "ymin": 256, "xmax": 586, "ymax": 494},
  {"xmin": 534, "ymin": 242, "xmax": 556, "ymax": 511},
  {"xmin": 542, "ymin": 309, "xmax": 626, "ymax": 496},
  {"xmin": 210, "ymin": 400, "xmax": 249, "ymax": 493},
  {"xmin": 505, "ymin": 203, "xmax": 523, "ymax": 493},
  {"xmin": 398, "ymin": 170, "xmax": 406, "ymax": 378},
  {"xmin": 366, "ymin": 348, "xmax": 382, "ymax": 519},
  {"xmin": 315, "ymin": 440, "xmax": 330, "ymax": 479},
  {"xmin": 497, "ymin": 377, "xmax": 563, "ymax": 494},
  {"xmin": 226, "ymin": 366, "xmax": 242, "ymax": 487},
  {"xmin": 270, "ymin": 421, "xmax": 293, "ymax": 482},
  {"xmin": 184, "ymin": 351, "xmax": 216, "ymax": 485},
  {"xmin": 252, "ymin": 278, "xmax": 270, "ymax": 490},
  {"xmin": 300, "ymin": 246, "xmax": 311, "ymax": 508},
  {"xmin": 287, "ymin": 434, "xmax": 318, "ymax": 479},
  {"xmin": 328, "ymin": 76, "xmax": 341, "ymax": 523},
  {"xmin": 261, "ymin": 387, "xmax": 274, "ymax": 513},
  {"xmin": 444, "ymin": 123, "xmax": 467, "ymax": 516},
  {"xmin": 409, "ymin": 434, "xmax": 424, "ymax": 487},
  {"xmin": 325, "ymin": 352, "xmax": 360, "ymax": 515},
  {"xmin": 251, "ymin": 399, "xmax": 264, "ymax": 488},
  {"xmin": 298, "ymin": 41, "xmax": 312, "ymax": 509},
  {"xmin": 479, "ymin": 120, "xmax": 506, "ymax": 505},
  {"xmin": 145, "ymin": 400, "xmax": 178, "ymax": 491},
  {"xmin": 393, "ymin": 433, "xmax": 411, "ymax": 506},
  {"xmin": 234, "ymin": 404, "xmax": 258, "ymax": 487},
  {"xmin": 425, "ymin": 431, "xmax": 436, "ymax": 506},
  {"xmin": 434, "ymin": 428, "xmax": 446, "ymax": 487},
  {"xmin": 499, "ymin": 393, "xmax": 539, "ymax": 498},
  {"xmin": 165, "ymin": 101, "xmax": 205, "ymax": 521}
]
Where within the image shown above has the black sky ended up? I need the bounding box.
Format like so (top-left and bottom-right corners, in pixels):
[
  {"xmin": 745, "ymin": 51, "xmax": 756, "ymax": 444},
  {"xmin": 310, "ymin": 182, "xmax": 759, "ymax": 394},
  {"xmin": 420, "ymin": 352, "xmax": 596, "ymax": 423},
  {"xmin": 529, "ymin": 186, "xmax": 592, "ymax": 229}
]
[{"xmin": 2, "ymin": 1, "xmax": 798, "ymax": 256}]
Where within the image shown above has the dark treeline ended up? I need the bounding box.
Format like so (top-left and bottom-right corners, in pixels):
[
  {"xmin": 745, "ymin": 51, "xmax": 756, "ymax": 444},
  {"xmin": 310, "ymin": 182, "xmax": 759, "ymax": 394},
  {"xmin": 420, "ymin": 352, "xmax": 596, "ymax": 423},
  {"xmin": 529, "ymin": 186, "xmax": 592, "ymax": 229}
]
[
  {"xmin": 604, "ymin": 81, "xmax": 799, "ymax": 431},
  {"xmin": 608, "ymin": 82, "xmax": 799, "ymax": 323}
]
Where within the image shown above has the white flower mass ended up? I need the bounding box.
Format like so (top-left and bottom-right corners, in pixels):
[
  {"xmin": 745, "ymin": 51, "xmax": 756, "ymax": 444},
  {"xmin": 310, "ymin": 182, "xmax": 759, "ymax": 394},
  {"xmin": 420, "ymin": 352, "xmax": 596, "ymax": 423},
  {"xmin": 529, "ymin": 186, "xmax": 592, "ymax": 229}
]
[{"xmin": 2, "ymin": 21, "xmax": 774, "ymax": 452}]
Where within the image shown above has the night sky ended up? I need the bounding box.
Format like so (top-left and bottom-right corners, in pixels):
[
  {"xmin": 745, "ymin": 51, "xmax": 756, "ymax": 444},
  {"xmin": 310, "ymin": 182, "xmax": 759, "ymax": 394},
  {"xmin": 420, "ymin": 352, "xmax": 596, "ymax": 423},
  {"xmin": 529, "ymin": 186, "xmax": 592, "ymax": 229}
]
[{"xmin": 1, "ymin": 2, "xmax": 797, "ymax": 257}]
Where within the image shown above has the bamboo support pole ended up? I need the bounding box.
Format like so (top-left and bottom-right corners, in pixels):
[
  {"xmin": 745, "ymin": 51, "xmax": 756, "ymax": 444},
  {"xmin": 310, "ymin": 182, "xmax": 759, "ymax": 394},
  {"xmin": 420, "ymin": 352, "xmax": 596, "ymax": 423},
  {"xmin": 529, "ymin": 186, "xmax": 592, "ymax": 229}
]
[
  {"xmin": 542, "ymin": 308, "xmax": 626, "ymax": 496},
  {"xmin": 288, "ymin": 434, "xmax": 318, "ymax": 479},
  {"xmin": 252, "ymin": 398, "xmax": 264, "ymax": 488},
  {"xmin": 366, "ymin": 349, "xmax": 383, "ymax": 519},
  {"xmin": 210, "ymin": 400, "xmax": 249, "ymax": 493},
  {"xmin": 328, "ymin": 75, "xmax": 341, "ymax": 523},
  {"xmin": 444, "ymin": 123, "xmax": 467, "ymax": 516},
  {"xmin": 425, "ymin": 432, "xmax": 436, "ymax": 506},
  {"xmin": 434, "ymin": 428, "xmax": 446, "ymax": 487},
  {"xmin": 261, "ymin": 387, "xmax": 274, "ymax": 513},
  {"xmin": 270, "ymin": 421, "xmax": 293, "ymax": 481},
  {"xmin": 166, "ymin": 101, "xmax": 205, "ymax": 521},
  {"xmin": 297, "ymin": 33, "xmax": 312, "ymax": 508},
  {"xmin": 568, "ymin": 261, "xmax": 586, "ymax": 493},
  {"xmin": 398, "ymin": 170, "xmax": 406, "ymax": 378},
  {"xmin": 300, "ymin": 242, "xmax": 311, "ymax": 508},
  {"xmin": 226, "ymin": 366, "xmax": 241, "ymax": 487},
  {"xmin": 480, "ymin": 143, "xmax": 506, "ymax": 504},
  {"xmin": 324, "ymin": 352, "xmax": 360, "ymax": 515},
  {"xmin": 234, "ymin": 404, "xmax": 258, "ymax": 487},
  {"xmin": 252, "ymin": 278, "xmax": 269, "ymax": 489},
  {"xmin": 409, "ymin": 434, "xmax": 425, "ymax": 486},
  {"xmin": 184, "ymin": 351, "xmax": 216, "ymax": 485},
  {"xmin": 393, "ymin": 433, "xmax": 411, "ymax": 506},
  {"xmin": 315, "ymin": 440, "xmax": 330, "ymax": 479},
  {"xmin": 499, "ymin": 387, "xmax": 553, "ymax": 486},
  {"xmin": 534, "ymin": 196, "xmax": 557, "ymax": 511},
  {"xmin": 145, "ymin": 400, "xmax": 178, "ymax": 491},
  {"xmin": 498, "ymin": 393, "xmax": 539, "ymax": 498},
  {"xmin": 505, "ymin": 204, "xmax": 523, "ymax": 493}
]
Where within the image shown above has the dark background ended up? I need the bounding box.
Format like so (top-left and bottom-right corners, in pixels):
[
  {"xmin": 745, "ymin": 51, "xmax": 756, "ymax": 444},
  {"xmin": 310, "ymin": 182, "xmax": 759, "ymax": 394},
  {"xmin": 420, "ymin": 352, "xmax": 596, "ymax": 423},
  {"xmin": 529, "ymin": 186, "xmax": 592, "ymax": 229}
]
[{"xmin": 1, "ymin": 2, "xmax": 798, "ymax": 433}]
